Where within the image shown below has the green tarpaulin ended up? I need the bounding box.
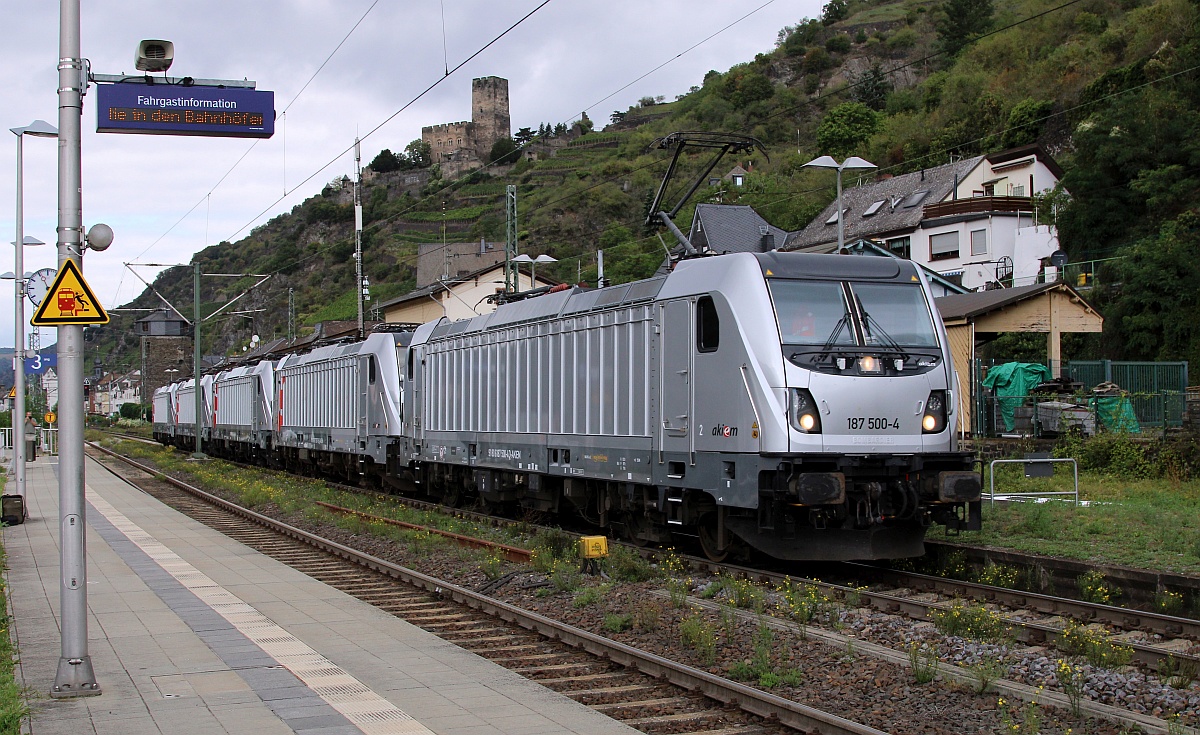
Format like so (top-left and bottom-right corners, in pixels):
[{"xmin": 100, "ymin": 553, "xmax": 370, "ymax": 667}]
[
  {"xmin": 1089, "ymin": 395, "xmax": 1141, "ymax": 433},
  {"xmin": 982, "ymin": 362, "xmax": 1052, "ymax": 432}
]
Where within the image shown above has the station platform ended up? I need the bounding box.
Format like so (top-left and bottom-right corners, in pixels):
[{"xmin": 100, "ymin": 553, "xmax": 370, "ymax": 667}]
[{"xmin": 3, "ymin": 454, "xmax": 638, "ymax": 735}]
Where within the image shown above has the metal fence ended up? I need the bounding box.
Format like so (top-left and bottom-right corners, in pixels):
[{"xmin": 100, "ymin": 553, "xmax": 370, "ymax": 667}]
[
  {"xmin": 0, "ymin": 427, "xmax": 59, "ymax": 460},
  {"xmin": 973, "ymin": 359, "xmax": 1189, "ymax": 436}
]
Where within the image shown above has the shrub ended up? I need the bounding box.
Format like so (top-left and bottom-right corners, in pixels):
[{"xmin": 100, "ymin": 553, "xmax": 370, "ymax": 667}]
[
  {"xmin": 825, "ymin": 35, "xmax": 852, "ymax": 53},
  {"xmin": 1158, "ymin": 654, "xmax": 1198, "ymax": 689},
  {"xmin": 728, "ymin": 577, "xmax": 766, "ymax": 612},
  {"xmin": 966, "ymin": 656, "xmax": 1006, "ymax": 693},
  {"xmin": 886, "ymin": 27, "xmax": 919, "ymax": 50},
  {"xmin": 602, "ymin": 545, "xmax": 654, "ymax": 582},
  {"xmin": 1057, "ymin": 619, "xmax": 1133, "ymax": 668},
  {"xmin": 573, "ymin": 585, "xmax": 605, "ymax": 608},
  {"xmin": 908, "ymin": 643, "xmax": 939, "ymax": 684},
  {"xmin": 680, "ymin": 613, "xmax": 718, "ymax": 665},
  {"xmin": 977, "ymin": 562, "xmax": 1021, "ymax": 589},
  {"xmin": 632, "ymin": 600, "xmax": 662, "ymax": 631},
  {"xmin": 1077, "ymin": 570, "xmax": 1120, "ymax": 605},
  {"xmin": 603, "ymin": 613, "xmax": 633, "ymax": 633},
  {"xmin": 481, "ymin": 550, "xmax": 506, "ymax": 580},
  {"xmin": 930, "ymin": 600, "xmax": 1009, "ymax": 642}
]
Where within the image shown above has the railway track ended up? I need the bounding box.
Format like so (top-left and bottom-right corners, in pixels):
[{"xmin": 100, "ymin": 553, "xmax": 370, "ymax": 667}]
[
  {"xmin": 87, "ymin": 442, "xmax": 888, "ymax": 735},
  {"xmin": 93, "ymin": 434, "xmax": 1200, "ymax": 732},
  {"xmin": 101, "ymin": 433, "xmax": 1200, "ymax": 657}
]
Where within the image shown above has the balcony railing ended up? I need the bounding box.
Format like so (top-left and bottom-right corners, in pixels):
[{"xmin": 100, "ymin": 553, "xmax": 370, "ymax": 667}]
[{"xmin": 923, "ymin": 196, "xmax": 1035, "ymax": 219}]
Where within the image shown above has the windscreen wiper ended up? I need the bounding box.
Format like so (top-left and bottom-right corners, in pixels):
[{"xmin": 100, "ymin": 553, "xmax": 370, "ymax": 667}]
[{"xmin": 856, "ymin": 295, "xmax": 908, "ymax": 358}]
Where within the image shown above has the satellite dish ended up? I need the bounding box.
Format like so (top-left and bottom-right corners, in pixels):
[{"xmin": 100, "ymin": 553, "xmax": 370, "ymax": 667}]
[{"xmin": 1050, "ymin": 249, "xmax": 1068, "ymax": 267}]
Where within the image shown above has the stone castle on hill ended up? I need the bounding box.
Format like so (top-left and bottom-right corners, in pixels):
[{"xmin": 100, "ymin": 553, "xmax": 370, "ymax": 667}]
[{"xmin": 422, "ymin": 76, "xmax": 510, "ymax": 179}]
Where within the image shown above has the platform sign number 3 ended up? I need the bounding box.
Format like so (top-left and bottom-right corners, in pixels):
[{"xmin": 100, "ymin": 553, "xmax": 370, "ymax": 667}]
[{"xmin": 30, "ymin": 260, "xmax": 109, "ymax": 326}]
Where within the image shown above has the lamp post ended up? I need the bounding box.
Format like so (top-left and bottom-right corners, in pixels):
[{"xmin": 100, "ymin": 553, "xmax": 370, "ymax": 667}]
[
  {"xmin": 511, "ymin": 253, "xmax": 557, "ymax": 289},
  {"xmin": 11, "ymin": 119, "xmax": 58, "ymax": 505},
  {"xmin": 511, "ymin": 254, "xmax": 532, "ymax": 289},
  {"xmin": 801, "ymin": 155, "xmax": 875, "ymax": 252},
  {"xmin": 532, "ymin": 254, "xmax": 556, "ymax": 285}
]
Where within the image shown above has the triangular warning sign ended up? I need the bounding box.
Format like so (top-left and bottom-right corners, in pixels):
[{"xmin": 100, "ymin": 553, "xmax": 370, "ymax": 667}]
[
  {"xmin": 6, "ymin": 387, "xmax": 14, "ymax": 399},
  {"xmin": 30, "ymin": 260, "xmax": 109, "ymax": 326}
]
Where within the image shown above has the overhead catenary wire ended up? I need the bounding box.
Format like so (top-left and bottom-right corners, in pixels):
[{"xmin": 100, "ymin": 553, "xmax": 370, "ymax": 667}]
[
  {"xmin": 122, "ymin": 0, "xmax": 1172, "ymax": 323},
  {"xmin": 119, "ymin": 1, "xmax": 787, "ymax": 310},
  {"xmin": 218, "ymin": 0, "xmax": 557, "ymax": 246},
  {"xmin": 127, "ymin": 0, "xmax": 385, "ymax": 265}
]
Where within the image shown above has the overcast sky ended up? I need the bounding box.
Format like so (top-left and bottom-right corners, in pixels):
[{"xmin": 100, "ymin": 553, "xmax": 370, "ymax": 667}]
[{"xmin": 1, "ymin": 0, "xmax": 817, "ymax": 350}]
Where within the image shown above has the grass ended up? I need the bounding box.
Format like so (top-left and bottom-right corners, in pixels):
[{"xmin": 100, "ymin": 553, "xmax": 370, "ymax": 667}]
[
  {"xmin": 92, "ymin": 436, "xmax": 536, "ymax": 553},
  {"xmin": 971, "ymin": 471, "xmax": 1200, "ymax": 575},
  {"xmin": 0, "ymin": 543, "xmax": 30, "ymax": 733}
]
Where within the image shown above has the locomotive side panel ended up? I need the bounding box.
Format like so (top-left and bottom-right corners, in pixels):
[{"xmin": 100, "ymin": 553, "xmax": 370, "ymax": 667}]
[
  {"xmin": 279, "ymin": 355, "xmax": 358, "ymax": 450},
  {"xmin": 420, "ymin": 303, "xmax": 655, "ymax": 482},
  {"xmin": 152, "ymin": 386, "xmax": 175, "ymax": 443},
  {"xmin": 214, "ymin": 374, "xmax": 255, "ymax": 431}
]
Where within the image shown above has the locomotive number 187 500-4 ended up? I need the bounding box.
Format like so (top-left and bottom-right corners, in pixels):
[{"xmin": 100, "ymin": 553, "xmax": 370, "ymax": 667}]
[{"xmin": 847, "ymin": 417, "xmax": 901, "ymax": 431}]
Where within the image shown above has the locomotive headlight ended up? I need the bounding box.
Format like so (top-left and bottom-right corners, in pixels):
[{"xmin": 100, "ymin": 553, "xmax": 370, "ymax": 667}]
[
  {"xmin": 788, "ymin": 388, "xmax": 822, "ymax": 433},
  {"xmin": 922, "ymin": 390, "xmax": 947, "ymax": 433},
  {"xmin": 858, "ymin": 355, "xmax": 881, "ymax": 374}
]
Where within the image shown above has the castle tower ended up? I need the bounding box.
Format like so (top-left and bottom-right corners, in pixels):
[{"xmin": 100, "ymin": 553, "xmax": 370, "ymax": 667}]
[{"xmin": 471, "ymin": 77, "xmax": 510, "ymax": 159}]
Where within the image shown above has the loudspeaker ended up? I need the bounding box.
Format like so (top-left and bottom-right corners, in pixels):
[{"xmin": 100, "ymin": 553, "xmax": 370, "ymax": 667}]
[{"xmin": 135, "ymin": 40, "xmax": 174, "ymax": 73}]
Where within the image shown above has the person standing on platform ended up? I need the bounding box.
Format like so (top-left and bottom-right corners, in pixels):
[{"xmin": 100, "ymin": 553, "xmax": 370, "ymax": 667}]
[{"xmin": 24, "ymin": 413, "xmax": 38, "ymax": 462}]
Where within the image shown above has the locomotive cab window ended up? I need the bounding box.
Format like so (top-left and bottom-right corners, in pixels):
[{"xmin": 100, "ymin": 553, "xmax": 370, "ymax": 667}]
[
  {"xmin": 368, "ymin": 356, "xmax": 377, "ymax": 384},
  {"xmin": 696, "ymin": 296, "xmax": 719, "ymax": 352}
]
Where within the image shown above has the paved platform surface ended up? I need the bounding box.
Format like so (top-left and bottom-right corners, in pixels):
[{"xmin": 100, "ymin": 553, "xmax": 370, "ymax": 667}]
[{"xmin": 3, "ymin": 454, "xmax": 638, "ymax": 735}]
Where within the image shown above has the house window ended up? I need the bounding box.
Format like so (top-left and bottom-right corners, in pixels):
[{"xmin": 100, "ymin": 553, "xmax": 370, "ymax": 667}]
[
  {"xmin": 825, "ymin": 208, "xmax": 848, "ymax": 225},
  {"xmin": 732, "ymin": 175, "xmax": 744, "ymax": 186},
  {"xmin": 930, "ymin": 232, "xmax": 960, "ymax": 261},
  {"xmin": 697, "ymin": 296, "xmax": 719, "ymax": 352},
  {"xmin": 901, "ymin": 190, "xmax": 929, "ymax": 208},
  {"xmin": 863, "ymin": 200, "xmax": 885, "ymax": 216},
  {"xmin": 970, "ymin": 229, "xmax": 987, "ymax": 256},
  {"xmin": 886, "ymin": 236, "xmax": 910, "ymax": 259}
]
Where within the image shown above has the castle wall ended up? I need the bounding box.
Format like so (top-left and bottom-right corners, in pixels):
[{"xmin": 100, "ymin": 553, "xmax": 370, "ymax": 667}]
[
  {"xmin": 422, "ymin": 121, "xmax": 475, "ymax": 164},
  {"xmin": 471, "ymin": 77, "xmax": 510, "ymax": 159},
  {"xmin": 419, "ymin": 77, "xmax": 511, "ymax": 171}
]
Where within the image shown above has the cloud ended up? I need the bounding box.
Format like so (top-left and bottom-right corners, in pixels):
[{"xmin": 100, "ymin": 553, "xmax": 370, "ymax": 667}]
[{"xmin": 0, "ymin": 0, "xmax": 816, "ymax": 347}]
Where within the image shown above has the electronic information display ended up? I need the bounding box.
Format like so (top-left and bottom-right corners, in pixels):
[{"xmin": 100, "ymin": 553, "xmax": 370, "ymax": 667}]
[{"xmin": 96, "ymin": 84, "xmax": 274, "ymax": 138}]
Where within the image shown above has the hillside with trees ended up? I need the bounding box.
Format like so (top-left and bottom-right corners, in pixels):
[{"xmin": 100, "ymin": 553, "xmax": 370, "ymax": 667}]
[{"xmin": 90, "ymin": 0, "xmax": 1200, "ymax": 375}]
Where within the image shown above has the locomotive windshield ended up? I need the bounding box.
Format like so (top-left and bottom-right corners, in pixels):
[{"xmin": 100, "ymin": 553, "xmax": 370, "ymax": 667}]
[
  {"xmin": 768, "ymin": 279, "xmax": 939, "ymax": 349},
  {"xmin": 851, "ymin": 283, "xmax": 939, "ymax": 348}
]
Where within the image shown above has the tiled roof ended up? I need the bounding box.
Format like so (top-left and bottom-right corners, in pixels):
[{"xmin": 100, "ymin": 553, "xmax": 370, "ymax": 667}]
[
  {"xmin": 785, "ymin": 156, "xmax": 985, "ymax": 251},
  {"xmin": 688, "ymin": 204, "xmax": 788, "ymax": 254}
]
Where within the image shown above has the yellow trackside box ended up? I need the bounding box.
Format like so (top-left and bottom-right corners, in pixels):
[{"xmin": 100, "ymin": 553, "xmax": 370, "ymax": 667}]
[{"xmin": 579, "ymin": 536, "xmax": 608, "ymax": 559}]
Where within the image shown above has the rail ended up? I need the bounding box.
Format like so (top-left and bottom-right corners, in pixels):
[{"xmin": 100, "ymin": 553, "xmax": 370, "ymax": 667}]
[
  {"xmin": 88, "ymin": 442, "xmax": 889, "ymax": 735},
  {"xmin": 987, "ymin": 457, "xmax": 1079, "ymax": 506}
]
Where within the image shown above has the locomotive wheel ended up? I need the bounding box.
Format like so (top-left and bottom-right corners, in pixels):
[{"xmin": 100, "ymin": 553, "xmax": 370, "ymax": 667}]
[
  {"xmin": 697, "ymin": 512, "xmax": 729, "ymax": 563},
  {"xmin": 441, "ymin": 483, "xmax": 463, "ymax": 508},
  {"xmin": 623, "ymin": 511, "xmax": 650, "ymax": 547}
]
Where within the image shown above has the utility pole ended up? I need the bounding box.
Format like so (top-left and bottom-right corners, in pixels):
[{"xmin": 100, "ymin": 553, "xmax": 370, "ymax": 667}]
[
  {"xmin": 505, "ymin": 185, "xmax": 517, "ymax": 292},
  {"xmin": 287, "ymin": 288, "xmax": 295, "ymax": 341},
  {"xmin": 353, "ymin": 137, "xmax": 364, "ymax": 339},
  {"xmin": 52, "ymin": 0, "xmax": 100, "ymax": 698},
  {"xmin": 192, "ymin": 262, "xmax": 204, "ymax": 459}
]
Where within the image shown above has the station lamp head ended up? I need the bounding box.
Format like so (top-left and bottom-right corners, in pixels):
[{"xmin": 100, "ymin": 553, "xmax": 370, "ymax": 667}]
[
  {"xmin": 85, "ymin": 223, "xmax": 114, "ymax": 251},
  {"xmin": 135, "ymin": 40, "xmax": 174, "ymax": 73}
]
